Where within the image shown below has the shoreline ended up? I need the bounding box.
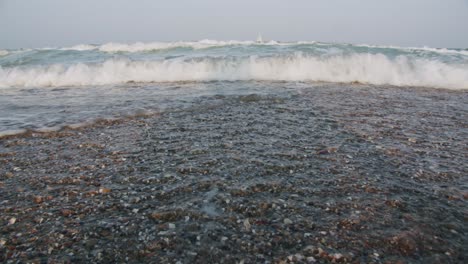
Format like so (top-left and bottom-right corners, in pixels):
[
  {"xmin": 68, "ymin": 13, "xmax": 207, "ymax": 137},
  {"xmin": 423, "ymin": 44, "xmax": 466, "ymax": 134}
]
[
  {"xmin": 0, "ymin": 81, "xmax": 465, "ymax": 141},
  {"xmin": 0, "ymin": 112, "xmax": 158, "ymax": 141},
  {"xmin": 1, "ymin": 85, "xmax": 467, "ymax": 263}
]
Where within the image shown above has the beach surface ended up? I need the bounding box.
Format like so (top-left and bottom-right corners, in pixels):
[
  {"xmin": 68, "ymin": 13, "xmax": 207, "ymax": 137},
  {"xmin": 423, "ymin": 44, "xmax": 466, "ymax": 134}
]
[{"xmin": 1, "ymin": 84, "xmax": 467, "ymax": 263}]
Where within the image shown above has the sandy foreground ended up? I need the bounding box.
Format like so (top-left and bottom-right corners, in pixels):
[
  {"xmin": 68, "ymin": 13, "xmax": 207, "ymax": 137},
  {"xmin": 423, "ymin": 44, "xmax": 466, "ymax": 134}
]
[{"xmin": 0, "ymin": 84, "xmax": 467, "ymax": 263}]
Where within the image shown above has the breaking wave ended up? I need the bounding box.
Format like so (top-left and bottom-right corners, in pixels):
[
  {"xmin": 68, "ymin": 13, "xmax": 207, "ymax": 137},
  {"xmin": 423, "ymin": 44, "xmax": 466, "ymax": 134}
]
[
  {"xmin": 1, "ymin": 53, "xmax": 467, "ymax": 89},
  {"xmin": 55, "ymin": 40, "xmax": 284, "ymax": 53},
  {"xmin": 49, "ymin": 40, "xmax": 468, "ymax": 56},
  {"xmin": 98, "ymin": 40, "xmax": 262, "ymax": 52},
  {"xmin": 353, "ymin": 43, "xmax": 468, "ymax": 56}
]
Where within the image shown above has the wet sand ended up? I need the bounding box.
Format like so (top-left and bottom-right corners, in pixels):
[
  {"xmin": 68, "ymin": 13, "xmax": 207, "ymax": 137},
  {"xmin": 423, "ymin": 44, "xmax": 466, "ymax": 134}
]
[{"xmin": 1, "ymin": 84, "xmax": 467, "ymax": 263}]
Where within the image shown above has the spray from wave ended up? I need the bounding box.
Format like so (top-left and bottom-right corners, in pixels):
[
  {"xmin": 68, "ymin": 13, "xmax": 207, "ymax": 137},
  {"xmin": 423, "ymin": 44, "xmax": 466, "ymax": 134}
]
[
  {"xmin": 56, "ymin": 40, "xmax": 289, "ymax": 53},
  {"xmin": 51, "ymin": 40, "xmax": 468, "ymax": 56},
  {"xmin": 1, "ymin": 40, "xmax": 468, "ymax": 89},
  {"xmin": 1, "ymin": 53, "xmax": 467, "ymax": 89}
]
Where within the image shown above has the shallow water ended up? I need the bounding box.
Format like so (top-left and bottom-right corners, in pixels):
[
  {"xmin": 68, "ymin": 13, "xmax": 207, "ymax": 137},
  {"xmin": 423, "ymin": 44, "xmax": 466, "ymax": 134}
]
[
  {"xmin": 0, "ymin": 81, "xmax": 280, "ymax": 134},
  {"xmin": 2, "ymin": 81, "xmax": 467, "ymax": 137},
  {"xmin": 1, "ymin": 83, "xmax": 467, "ymax": 262}
]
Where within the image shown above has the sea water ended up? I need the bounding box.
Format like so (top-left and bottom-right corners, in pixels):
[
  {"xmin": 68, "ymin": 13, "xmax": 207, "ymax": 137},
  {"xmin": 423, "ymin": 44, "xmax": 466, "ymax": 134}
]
[{"xmin": 0, "ymin": 40, "xmax": 467, "ymax": 134}]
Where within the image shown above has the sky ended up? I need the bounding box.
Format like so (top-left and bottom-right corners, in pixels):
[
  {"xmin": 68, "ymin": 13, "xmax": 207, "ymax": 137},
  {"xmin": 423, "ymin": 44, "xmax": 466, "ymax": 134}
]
[{"xmin": 1, "ymin": 0, "xmax": 468, "ymax": 49}]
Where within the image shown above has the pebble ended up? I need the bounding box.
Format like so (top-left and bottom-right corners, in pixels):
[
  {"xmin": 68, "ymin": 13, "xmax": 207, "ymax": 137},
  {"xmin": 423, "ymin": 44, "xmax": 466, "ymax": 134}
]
[
  {"xmin": 332, "ymin": 253, "xmax": 343, "ymax": 261},
  {"xmin": 8, "ymin": 217, "xmax": 16, "ymax": 225},
  {"xmin": 294, "ymin": 254, "xmax": 304, "ymax": 260},
  {"xmin": 99, "ymin": 187, "xmax": 111, "ymax": 194},
  {"xmin": 33, "ymin": 196, "xmax": 43, "ymax": 204},
  {"xmin": 61, "ymin": 209, "xmax": 74, "ymax": 217},
  {"xmin": 243, "ymin": 219, "xmax": 251, "ymax": 231},
  {"xmin": 168, "ymin": 223, "xmax": 176, "ymax": 229},
  {"xmin": 283, "ymin": 218, "xmax": 293, "ymax": 225}
]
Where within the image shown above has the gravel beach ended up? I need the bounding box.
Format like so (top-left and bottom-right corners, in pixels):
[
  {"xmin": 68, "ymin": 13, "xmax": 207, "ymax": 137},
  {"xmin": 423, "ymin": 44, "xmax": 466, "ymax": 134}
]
[{"xmin": 1, "ymin": 84, "xmax": 467, "ymax": 263}]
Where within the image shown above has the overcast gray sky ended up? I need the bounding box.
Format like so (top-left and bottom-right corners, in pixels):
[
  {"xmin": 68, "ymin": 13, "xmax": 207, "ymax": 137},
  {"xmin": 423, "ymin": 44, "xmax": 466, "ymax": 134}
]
[{"xmin": 1, "ymin": 0, "xmax": 467, "ymax": 49}]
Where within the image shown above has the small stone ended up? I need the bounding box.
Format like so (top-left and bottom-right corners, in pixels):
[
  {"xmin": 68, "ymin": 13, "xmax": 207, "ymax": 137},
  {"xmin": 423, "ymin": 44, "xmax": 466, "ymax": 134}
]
[
  {"xmin": 33, "ymin": 196, "xmax": 43, "ymax": 204},
  {"xmin": 243, "ymin": 219, "xmax": 251, "ymax": 231},
  {"xmin": 8, "ymin": 217, "xmax": 16, "ymax": 225},
  {"xmin": 168, "ymin": 223, "xmax": 176, "ymax": 229},
  {"xmin": 294, "ymin": 254, "xmax": 304, "ymax": 260},
  {"xmin": 99, "ymin": 187, "xmax": 111, "ymax": 194},
  {"xmin": 61, "ymin": 209, "xmax": 73, "ymax": 217},
  {"xmin": 306, "ymin": 256, "xmax": 317, "ymax": 263},
  {"xmin": 303, "ymin": 245, "xmax": 315, "ymax": 254},
  {"xmin": 332, "ymin": 253, "xmax": 343, "ymax": 261},
  {"xmin": 283, "ymin": 218, "xmax": 293, "ymax": 225},
  {"xmin": 0, "ymin": 239, "xmax": 6, "ymax": 246},
  {"xmin": 316, "ymin": 147, "xmax": 337, "ymax": 155},
  {"xmin": 463, "ymin": 192, "xmax": 468, "ymax": 200}
]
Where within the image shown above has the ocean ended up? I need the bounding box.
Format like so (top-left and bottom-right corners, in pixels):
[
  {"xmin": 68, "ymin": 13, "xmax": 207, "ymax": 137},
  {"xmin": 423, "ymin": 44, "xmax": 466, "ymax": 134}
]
[
  {"xmin": 0, "ymin": 40, "xmax": 467, "ymax": 135},
  {"xmin": 1, "ymin": 40, "xmax": 467, "ymax": 262}
]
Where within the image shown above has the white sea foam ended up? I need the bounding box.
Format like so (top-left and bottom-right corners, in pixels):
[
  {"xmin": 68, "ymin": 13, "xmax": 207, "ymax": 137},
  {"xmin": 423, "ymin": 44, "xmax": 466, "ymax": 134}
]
[
  {"xmin": 60, "ymin": 44, "xmax": 96, "ymax": 51},
  {"xmin": 1, "ymin": 54, "xmax": 467, "ymax": 89},
  {"xmin": 0, "ymin": 50, "xmax": 9, "ymax": 56},
  {"xmin": 353, "ymin": 43, "xmax": 468, "ymax": 56},
  {"xmin": 57, "ymin": 40, "xmax": 292, "ymax": 53},
  {"xmin": 30, "ymin": 40, "xmax": 468, "ymax": 57},
  {"xmin": 97, "ymin": 40, "xmax": 281, "ymax": 52}
]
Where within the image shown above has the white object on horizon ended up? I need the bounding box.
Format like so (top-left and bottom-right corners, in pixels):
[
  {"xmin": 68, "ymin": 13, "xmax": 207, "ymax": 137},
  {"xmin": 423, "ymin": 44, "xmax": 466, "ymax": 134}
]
[{"xmin": 256, "ymin": 34, "xmax": 263, "ymax": 43}]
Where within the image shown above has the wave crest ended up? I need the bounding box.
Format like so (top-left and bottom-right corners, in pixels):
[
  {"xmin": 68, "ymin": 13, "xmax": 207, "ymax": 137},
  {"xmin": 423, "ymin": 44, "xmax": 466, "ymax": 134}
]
[
  {"xmin": 1, "ymin": 53, "xmax": 467, "ymax": 89},
  {"xmin": 49, "ymin": 40, "xmax": 468, "ymax": 56}
]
